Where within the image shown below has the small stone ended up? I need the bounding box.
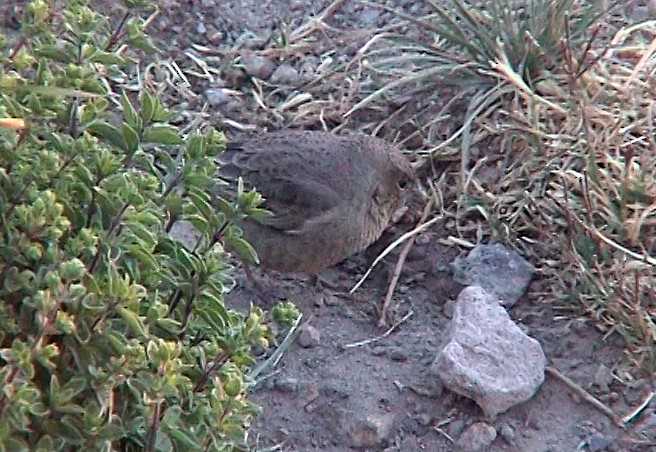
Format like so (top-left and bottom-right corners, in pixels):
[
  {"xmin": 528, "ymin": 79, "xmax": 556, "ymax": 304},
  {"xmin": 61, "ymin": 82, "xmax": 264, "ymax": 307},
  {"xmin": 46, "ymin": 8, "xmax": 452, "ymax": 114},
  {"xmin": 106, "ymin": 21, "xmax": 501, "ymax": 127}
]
[
  {"xmin": 586, "ymin": 433, "xmax": 612, "ymax": 452},
  {"xmin": 343, "ymin": 412, "xmax": 396, "ymax": 448},
  {"xmin": 320, "ymin": 383, "xmax": 349, "ymax": 399},
  {"xmin": 387, "ymin": 346, "xmax": 409, "ymax": 362},
  {"xmin": 196, "ymin": 21, "xmax": 206, "ymax": 35},
  {"xmin": 593, "ymin": 364, "xmax": 614, "ymax": 392},
  {"xmin": 323, "ymin": 293, "xmax": 340, "ymax": 306},
  {"xmin": 204, "ymin": 87, "xmax": 232, "ymax": 106},
  {"xmin": 416, "ymin": 412, "xmax": 432, "ymax": 426},
  {"xmin": 499, "ymin": 423, "xmax": 516, "ymax": 445},
  {"xmin": 456, "ymin": 422, "xmax": 497, "ymax": 452},
  {"xmin": 274, "ymin": 376, "xmax": 299, "ymax": 393},
  {"xmin": 298, "ymin": 324, "xmax": 321, "ymax": 348},
  {"xmin": 447, "ymin": 419, "xmax": 466, "ymax": 438},
  {"xmin": 207, "ymin": 31, "xmax": 223, "ymax": 46},
  {"xmin": 270, "ymin": 64, "xmax": 299, "ymax": 85},
  {"xmin": 359, "ymin": 8, "xmax": 380, "ymax": 25},
  {"xmin": 240, "ymin": 53, "xmax": 276, "ymax": 80},
  {"xmin": 451, "ymin": 243, "xmax": 535, "ymax": 306}
]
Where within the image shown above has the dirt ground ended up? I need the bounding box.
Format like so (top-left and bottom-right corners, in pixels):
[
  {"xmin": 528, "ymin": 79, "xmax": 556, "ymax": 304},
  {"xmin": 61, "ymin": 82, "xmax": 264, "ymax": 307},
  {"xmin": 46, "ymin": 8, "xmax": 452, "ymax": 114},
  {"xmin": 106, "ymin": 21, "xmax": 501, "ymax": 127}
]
[{"xmin": 3, "ymin": 0, "xmax": 656, "ymax": 451}]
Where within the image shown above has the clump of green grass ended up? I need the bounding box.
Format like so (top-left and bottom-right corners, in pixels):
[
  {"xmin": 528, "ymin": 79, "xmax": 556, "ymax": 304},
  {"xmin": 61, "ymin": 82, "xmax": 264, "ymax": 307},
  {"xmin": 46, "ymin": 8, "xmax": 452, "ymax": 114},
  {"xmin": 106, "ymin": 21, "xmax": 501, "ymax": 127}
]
[{"xmin": 352, "ymin": 0, "xmax": 609, "ymax": 118}]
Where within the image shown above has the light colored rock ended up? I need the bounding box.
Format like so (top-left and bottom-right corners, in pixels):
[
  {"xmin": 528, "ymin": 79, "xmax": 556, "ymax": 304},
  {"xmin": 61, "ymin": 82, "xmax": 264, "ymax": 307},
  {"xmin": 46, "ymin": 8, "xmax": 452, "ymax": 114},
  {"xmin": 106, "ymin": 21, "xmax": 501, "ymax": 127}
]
[
  {"xmin": 240, "ymin": 53, "xmax": 276, "ymax": 80},
  {"xmin": 204, "ymin": 87, "xmax": 232, "ymax": 106},
  {"xmin": 343, "ymin": 412, "xmax": 396, "ymax": 448},
  {"xmin": 456, "ymin": 422, "xmax": 497, "ymax": 451},
  {"xmin": 431, "ymin": 286, "xmax": 546, "ymax": 417},
  {"xmin": 298, "ymin": 324, "xmax": 321, "ymax": 348},
  {"xmin": 270, "ymin": 63, "xmax": 299, "ymax": 85}
]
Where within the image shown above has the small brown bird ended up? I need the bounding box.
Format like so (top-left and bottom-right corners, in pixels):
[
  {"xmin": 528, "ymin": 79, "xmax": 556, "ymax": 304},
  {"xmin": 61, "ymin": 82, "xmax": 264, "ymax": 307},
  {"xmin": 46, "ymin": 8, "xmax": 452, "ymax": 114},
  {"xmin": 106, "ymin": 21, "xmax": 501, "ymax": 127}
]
[{"xmin": 217, "ymin": 130, "xmax": 415, "ymax": 274}]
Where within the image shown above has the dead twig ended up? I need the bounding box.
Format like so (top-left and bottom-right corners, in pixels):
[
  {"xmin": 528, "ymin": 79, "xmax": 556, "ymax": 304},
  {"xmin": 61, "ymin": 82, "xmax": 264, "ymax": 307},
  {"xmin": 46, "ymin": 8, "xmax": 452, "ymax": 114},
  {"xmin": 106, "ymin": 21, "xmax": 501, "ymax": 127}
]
[
  {"xmin": 546, "ymin": 365, "xmax": 622, "ymax": 427},
  {"xmin": 342, "ymin": 310, "xmax": 413, "ymax": 349},
  {"xmin": 379, "ymin": 198, "xmax": 434, "ymax": 326}
]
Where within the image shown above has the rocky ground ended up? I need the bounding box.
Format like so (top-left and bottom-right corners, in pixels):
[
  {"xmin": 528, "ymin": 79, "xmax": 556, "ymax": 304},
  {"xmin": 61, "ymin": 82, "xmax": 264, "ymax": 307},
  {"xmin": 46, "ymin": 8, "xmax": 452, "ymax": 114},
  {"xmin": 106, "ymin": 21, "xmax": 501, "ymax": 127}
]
[{"xmin": 4, "ymin": 0, "xmax": 656, "ymax": 451}]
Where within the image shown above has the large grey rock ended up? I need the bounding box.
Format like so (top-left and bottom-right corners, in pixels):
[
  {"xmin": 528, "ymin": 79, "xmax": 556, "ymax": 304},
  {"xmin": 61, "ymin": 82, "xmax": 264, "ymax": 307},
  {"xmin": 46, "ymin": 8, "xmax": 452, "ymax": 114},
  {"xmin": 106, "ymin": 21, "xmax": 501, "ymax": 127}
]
[
  {"xmin": 431, "ymin": 286, "xmax": 546, "ymax": 417},
  {"xmin": 451, "ymin": 243, "xmax": 534, "ymax": 306}
]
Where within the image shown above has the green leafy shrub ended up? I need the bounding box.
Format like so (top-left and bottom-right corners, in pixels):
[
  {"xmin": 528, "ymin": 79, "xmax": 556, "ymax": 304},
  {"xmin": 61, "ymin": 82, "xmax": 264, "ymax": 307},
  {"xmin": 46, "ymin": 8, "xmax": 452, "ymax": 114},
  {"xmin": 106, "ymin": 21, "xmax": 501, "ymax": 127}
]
[{"xmin": 0, "ymin": 1, "xmax": 272, "ymax": 450}]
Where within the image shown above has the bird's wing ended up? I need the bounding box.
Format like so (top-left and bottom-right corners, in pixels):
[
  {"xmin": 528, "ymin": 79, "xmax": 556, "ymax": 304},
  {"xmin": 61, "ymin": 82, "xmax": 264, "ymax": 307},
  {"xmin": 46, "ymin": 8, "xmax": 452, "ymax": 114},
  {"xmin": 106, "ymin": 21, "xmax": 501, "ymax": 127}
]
[
  {"xmin": 217, "ymin": 143, "xmax": 345, "ymax": 233},
  {"xmin": 248, "ymin": 176, "xmax": 343, "ymax": 234}
]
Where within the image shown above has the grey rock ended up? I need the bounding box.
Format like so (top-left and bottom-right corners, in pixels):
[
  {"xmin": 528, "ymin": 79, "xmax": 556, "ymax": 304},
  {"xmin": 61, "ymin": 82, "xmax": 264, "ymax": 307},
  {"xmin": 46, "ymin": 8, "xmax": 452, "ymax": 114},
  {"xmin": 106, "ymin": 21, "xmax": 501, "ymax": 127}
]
[
  {"xmin": 586, "ymin": 433, "xmax": 612, "ymax": 452},
  {"xmin": 204, "ymin": 87, "xmax": 232, "ymax": 106},
  {"xmin": 593, "ymin": 364, "xmax": 614, "ymax": 392},
  {"xmin": 343, "ymin": 412, "xmax": 396, "ymax": 448},
  {"xmin": 451, "ymin": 243, "xmax": 534, "ymax": 306},
  {"xmin": 274, "ymin": 376, "xmax": 299, "ymax": 393},
  {"xmin": 456, "ymin": 422, "xmax": 497, "ymax": 451},
  {"xmin": 359, "ymin": 8, "xmax": 381, "ymax": 26},
  {"xmin": 240, "ymin": 53, "xmax": 276, "ymax": 80},
  {"xmin": 387, "ymin": 346, "xmax": 409, "ymax": 362},
  {"xmin": 499, "ymin": 423, "xmax": 516, "ymax": 445},
  {"xmin": 636, "ymin": 412, "xmax": 656, "ymax": 440},
  {"xmin": 298, "ymin": 324, "xmax": 321, "ymax": 348},
  {"xmin": 447, "ymin": 419, "xmax": 466, "ymax": 438},
  {"xmin": 270, "ymin": 63, "xmax": 300, "ymax": 85},
  {"xmin": 168, "ymin": 220, "xmax": 200, "ymax": 252},
  {"xmin": 431, "ymin": 286, "xmax": 547, "ymax": 416}
]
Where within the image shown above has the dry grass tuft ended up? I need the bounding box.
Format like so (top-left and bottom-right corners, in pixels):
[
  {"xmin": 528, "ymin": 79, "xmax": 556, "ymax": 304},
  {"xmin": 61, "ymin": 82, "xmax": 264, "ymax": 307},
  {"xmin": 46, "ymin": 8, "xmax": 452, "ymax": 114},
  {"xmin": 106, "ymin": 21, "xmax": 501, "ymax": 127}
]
[{"xmin": 351, "ymin": 0, "xmax": 656, "ymax": 370}]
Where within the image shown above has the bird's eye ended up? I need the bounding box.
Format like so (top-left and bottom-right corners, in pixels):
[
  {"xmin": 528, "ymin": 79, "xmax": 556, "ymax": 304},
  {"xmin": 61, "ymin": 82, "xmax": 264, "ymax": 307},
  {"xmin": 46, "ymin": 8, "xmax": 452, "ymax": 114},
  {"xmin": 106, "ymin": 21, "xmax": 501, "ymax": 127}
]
[{"xmin": 397, "ymin": 179, "xmax": 408, "ymax": 189}]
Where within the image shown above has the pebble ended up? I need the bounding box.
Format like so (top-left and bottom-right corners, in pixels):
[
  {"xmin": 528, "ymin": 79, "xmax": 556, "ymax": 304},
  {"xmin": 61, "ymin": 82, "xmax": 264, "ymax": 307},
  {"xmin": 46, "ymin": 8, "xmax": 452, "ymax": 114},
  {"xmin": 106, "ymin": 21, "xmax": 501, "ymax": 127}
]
[
  {"xmin": 387, "ymin": 346, "xmax": 409, "ymax": 362},
  {"xmin": 456, "ymin": 422, "xmax": 497, "ymax": 451},
  {"xmin": 586, "ymin": 433, "xmax": 612, "ymax": 452},
  {"xmin": 240, "ymin": 53, "xmax": 276, "ymax": 80},
  {"xmin": 298, "ymin": 324, "xmax": 321, "ymax": 348},
  {"xmin": 275, "ymin": 376, "xmax": 299, "ymax": 393},
  {"xmin": 447, "ymin": 419, "xmax": 466, "ymax": 438},
  {"xmin": 204, "ymin": 87, "xmax": 232, "ymax": 106},
  {"xmin": 270, "ymin": 64, "xmax": 300, "ymax": 85},
  {"xmin": 499, "ymin": 423, "xmax": 516, "ymax": 445}
]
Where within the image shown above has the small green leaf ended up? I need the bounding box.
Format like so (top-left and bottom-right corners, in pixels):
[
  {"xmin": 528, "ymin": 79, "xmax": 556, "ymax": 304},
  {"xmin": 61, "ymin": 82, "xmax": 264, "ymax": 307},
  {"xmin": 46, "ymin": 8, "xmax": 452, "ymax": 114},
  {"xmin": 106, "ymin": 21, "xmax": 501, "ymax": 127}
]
[
  {"xmin": 89, "ymin": 51, "xmax": 125, "ymax": 65},
  {"xmin": 140, "ymin": 92, "xmax": 156, "ymax": 123},
  {"xmin": 225, "ymin": 236, "xmax": 259, "ymax": 264},
  {"xmin": 35, "ymin": 46, "xmax": 74, "ymax": 63},
  {"xmin": 142, "ymin": 124, "xmax": 182, "ymax": 145},
  {"xmin": 120, "ymin": 92, "xmax": 139, "ymax": 130},
  {"xmin": 116, "ymin": 305, "xmax": 147, "ymax": 337},
  {"xmin": 154, "ymin": 430, "xmax": 174, "ymax": 452},
  {"xmin": 187, "ymin": 188, "xmax": 213, "ymax": 221},
  {"xmin": 2, "ymin": 437, "xmax": 29, "ymax": 452},
  {"xmin": 212, "ymin": 195, "xmax": 237, "ymax": 217},
  {"xmin": 87, "ymin": 121, "xmax": 125, "ymax": 150},
  {"xmin": 186, "ymin": 134, "xmax": 204, "ymax": 159},
  {"xmin": 122, "ymin": 123, "xmax": 139, "ymax": 154}
]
